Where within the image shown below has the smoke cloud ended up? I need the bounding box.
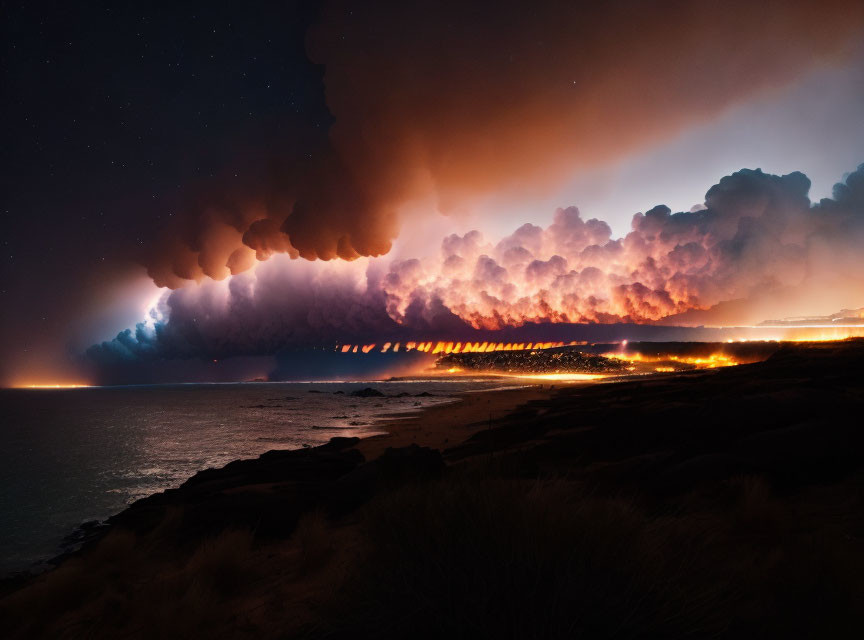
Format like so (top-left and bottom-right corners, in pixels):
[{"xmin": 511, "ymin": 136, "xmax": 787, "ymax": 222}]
[
  {"xmin": 383, "ymin": 165, "xmax": 864, "ymax": 328},
  {"xmin": 143, "ymin": 0, "xmax": 864, "ymax": 287},
  {"xmin": 89, "ymin": 163, "xmax": 864, "ymax": 378}
]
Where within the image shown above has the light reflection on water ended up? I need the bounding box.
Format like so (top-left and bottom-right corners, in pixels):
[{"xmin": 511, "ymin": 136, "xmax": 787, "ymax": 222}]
[{"xmin": 0, "ymin": 379, "xmax": 505, "ymax": 574}]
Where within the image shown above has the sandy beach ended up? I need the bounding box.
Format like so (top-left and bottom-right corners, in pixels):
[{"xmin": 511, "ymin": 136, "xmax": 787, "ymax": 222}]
[{"xmin": 357, "ymin": 383, "xmax": 558, "ymax": 459}]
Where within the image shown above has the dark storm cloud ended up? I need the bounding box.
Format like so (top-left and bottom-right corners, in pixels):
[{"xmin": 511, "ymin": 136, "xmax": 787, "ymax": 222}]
[{"xmin": 144, "ymin": 0, "xmax": 864, "ymax": 286}]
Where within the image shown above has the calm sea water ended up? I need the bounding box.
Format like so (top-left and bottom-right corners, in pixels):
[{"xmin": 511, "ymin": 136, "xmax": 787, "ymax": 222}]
[{"xmin": 0, "ymin": 380, "xmax": 505, "ymax": 574}]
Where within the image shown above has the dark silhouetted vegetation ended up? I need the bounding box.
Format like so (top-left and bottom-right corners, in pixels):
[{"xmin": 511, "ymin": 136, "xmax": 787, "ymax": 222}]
[{"xmin": 3, "ymin": 341, "xmax": 864, "ymax": 638}]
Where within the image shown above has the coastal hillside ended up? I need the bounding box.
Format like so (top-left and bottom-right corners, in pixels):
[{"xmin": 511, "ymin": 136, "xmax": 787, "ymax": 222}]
[{"xmin": 3, "ymin": 340, "xmax": 864, "ymax": 638}]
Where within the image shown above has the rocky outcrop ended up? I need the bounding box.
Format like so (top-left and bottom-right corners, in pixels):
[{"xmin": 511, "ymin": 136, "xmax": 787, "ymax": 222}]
[
  {"xmin": 349, "ymin": 387, "xmax": 386, "ymax": 397},
  {"xmin": 68, "ymin": 438, "xmax": 444, "ymax": 552}
]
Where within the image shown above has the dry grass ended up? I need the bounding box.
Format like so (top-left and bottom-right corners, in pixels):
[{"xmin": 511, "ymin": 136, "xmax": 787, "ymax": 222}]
[
  {"xmin": 306, "ymin": 469, "xmax": 864, "ymax": 639},
  {"xmin": 3, "ymin": 471, "xmax": 863, "ymax": 638},
  {"xmin": 292, "ymin": 511, "xmax": 337, "ymax": 577},
  {"xmin": 307, "ymin": 474, "xmax": 725, "ymax": 639},
  {"xmin": 0, "ymin": 522, "xmax": 262, "ymax": 639}
]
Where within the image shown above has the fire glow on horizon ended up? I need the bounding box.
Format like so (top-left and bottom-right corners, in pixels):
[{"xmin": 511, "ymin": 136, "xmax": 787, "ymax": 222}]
[
  {"xmin": 601, "ymin": 352, "xmax": 740, "ymax": 370},
  {"xmin": 330, "ymin": 331, "xmax": 864, "ymax": 379},
  {"xmin": 16, "ymin": 383, "xmax": 92, "ymax": 389},
  {"xmin": 337, "ymin": 341, "xmax": 577, "ymax": 354},
  {"xmin": 505, "ymin": 373, "xmax": 608, "ymax": 382},
  {"xmin": 334, "ymin": 327, "xmax": 864, "ymax": 358}
]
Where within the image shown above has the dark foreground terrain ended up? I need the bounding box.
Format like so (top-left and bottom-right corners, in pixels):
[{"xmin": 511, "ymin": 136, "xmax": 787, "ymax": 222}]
[{"xmin": 2, "ymin": 340, "xmax": 864, "ymax": 638}]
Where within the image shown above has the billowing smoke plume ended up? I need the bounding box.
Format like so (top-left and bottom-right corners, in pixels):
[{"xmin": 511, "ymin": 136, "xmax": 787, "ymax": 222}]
[
  {"xmin": 383, "ymin": 166, "xmax": 864, "ymax": 327},
  {"xmin": 93, "ymin": 258, "xmax": 397, "ymax": 363},
  {"xmin": 144, "ymin": 0, "xmax": 864, "ymax": 288},
  {"xmin": 90, "ymin": 164, "xmax": 864, "ymax": 377}
]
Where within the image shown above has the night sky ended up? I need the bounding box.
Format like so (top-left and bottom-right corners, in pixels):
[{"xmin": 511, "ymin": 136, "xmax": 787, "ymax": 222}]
[
  {"xmin": 2, "ymin": 1, "xmax": 329, "ymax": 381},
  {"xmin": 2, "ymin": 0, "xmax": 864, "ymax": 386}
]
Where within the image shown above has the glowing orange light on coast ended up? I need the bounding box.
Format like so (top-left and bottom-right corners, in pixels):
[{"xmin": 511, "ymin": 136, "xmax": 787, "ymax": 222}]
[
  {"xmin": 723, "ymin": 326, "xmax": 864, "ymax": 342},
  {"xmin": 507, "ymin": 373, "xmax": 607, "ymax": 382},
  {"xmin": 779, "ymin": 328, "xmax": 864, "ymax": 342},
  {"xmin": 16, "ymin": 383, "xmax": 91, "ymax": 389},
  {"xmin": 602, "ymin": 352, "xmax": 739, "ymax": 369}
]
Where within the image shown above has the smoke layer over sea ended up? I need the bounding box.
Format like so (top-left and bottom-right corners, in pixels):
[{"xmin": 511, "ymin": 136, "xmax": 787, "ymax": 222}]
[{"xmin": 87, "ymin": 164, "xmax": 864, "ymax": 381}]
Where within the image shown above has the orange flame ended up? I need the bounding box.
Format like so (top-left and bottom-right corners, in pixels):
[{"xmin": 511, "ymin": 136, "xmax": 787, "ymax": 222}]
[
  {"xmin": 334, "ymin": 340, "xmax": 577, "ymax": 354},
  {"xmin": 602, "ymin": 352, "xmax": 739, "ymax": 369}
]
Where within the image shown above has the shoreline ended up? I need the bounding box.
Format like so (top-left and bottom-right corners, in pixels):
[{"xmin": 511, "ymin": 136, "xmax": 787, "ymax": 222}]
[
  {"xmin": 0, "ymin": 368, "xmax": 740, "ymax": 581},
  {"xmin": 2, "ymin": 372, "xmax": 684, "ymax": 580},
  {"xmin": 357, "ymin": 383, "xmax": 559, "ymax": 460},
  {"xmin": 1, "ymin": 380, "xmax": 564, "ymax": 581}
]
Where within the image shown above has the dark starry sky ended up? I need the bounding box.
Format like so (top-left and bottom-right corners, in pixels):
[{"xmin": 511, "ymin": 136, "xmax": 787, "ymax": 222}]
[{"xmin": 0, "ymin": 1, "xmax": 329, "ymax": 378}]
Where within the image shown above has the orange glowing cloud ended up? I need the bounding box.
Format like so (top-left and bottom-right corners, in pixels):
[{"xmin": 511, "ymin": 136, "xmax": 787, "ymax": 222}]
[
  {"xmin": 143, "ymin": 0, "xmax": 864, "ymax": 287},
  {"xmin": 381, "ymin": 168, "xmax": 864, "ymax": 328}
]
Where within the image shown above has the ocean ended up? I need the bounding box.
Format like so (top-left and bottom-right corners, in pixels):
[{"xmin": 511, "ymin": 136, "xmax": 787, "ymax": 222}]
[{"xmin": 0, "ymin": 379, "xmax": 506, "ymax": 575}]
